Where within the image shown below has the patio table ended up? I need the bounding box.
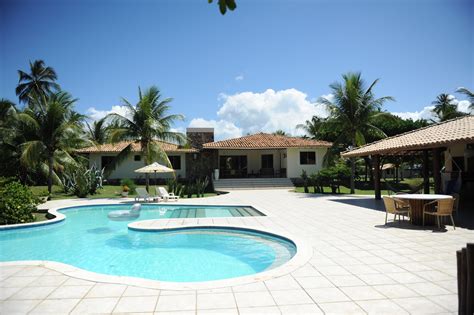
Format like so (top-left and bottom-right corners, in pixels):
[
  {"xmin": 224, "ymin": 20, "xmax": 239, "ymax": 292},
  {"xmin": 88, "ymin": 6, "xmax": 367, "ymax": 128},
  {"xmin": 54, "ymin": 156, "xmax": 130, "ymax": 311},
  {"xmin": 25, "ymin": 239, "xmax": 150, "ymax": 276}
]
[{"xmin": 395, "ymin": 194, "xmax": 453, "ymax": 226}]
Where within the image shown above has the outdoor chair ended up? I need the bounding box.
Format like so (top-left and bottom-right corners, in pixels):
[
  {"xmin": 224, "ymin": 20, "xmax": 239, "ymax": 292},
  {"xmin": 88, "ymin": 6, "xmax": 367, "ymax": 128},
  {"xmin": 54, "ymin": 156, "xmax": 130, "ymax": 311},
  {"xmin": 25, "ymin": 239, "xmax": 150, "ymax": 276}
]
[
  {"xmin": 158, "ymin": 187, "xmax": 179, "ymax": 202},
  {"xmin": 451, "ymin": 193, "xmax": 460, "ymax": 218},
  {"xmin": 423, "ymin": 198, "xmax": 455, "ymax": 230},
  {"xmin": 383, "ymin": 196, "xmax": 411, "ymax": 225},
  {"xmin": 135, "ymin": 187, "xmax": 151, "ymax": 202}
]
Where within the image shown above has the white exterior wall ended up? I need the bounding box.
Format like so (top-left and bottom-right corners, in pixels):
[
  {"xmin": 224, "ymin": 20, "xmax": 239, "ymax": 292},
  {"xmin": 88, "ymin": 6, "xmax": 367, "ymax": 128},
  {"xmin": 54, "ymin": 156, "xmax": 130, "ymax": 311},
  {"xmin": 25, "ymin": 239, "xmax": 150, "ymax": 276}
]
[
  {"xmin": 218, "ymin": 149, "xmax": 286, "ymax": 175},
  {"xmin": 88, "ymin": 153, "xmax": 187, "ymax": 179},
  {"xmin": 286, "ymin": 147, "xmax": 327, "ymax": 178}
]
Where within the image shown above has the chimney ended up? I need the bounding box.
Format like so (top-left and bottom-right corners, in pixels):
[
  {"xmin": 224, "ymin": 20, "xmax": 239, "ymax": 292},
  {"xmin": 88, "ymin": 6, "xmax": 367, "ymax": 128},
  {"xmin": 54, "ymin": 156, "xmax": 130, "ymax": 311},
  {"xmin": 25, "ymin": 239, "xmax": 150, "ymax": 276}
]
[{"xmin": 186, "ymin": 128, "xmax": 214, "ymax": 149}]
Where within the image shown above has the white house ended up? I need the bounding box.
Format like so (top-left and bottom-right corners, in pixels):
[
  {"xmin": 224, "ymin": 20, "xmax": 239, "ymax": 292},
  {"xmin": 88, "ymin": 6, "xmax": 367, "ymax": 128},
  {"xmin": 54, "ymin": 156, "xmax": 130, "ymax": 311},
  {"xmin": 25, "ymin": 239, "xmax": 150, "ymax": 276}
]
[{"xmin": 79, "ymin": 128, "xmax": 332, "ymax": 182}]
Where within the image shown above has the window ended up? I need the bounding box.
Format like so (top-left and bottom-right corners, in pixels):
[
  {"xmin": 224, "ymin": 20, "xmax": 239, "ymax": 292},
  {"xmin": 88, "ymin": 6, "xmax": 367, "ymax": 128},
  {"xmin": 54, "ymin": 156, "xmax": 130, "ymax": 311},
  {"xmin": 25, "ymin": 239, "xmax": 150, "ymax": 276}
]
[
  {"xmin": 168, "ymin": 156, "xmax": 181, "ymax": 170},
  {"xmin": 101, "ymin": 156, "xmax": 115, "ymax": 169},
  {"xmin": 261, "ymin": 154, "xmax": 273, "ymax": 169},
  {"xmin": 134, "ymin": 155, "xmax": 141, "ymax": 161},
  {"xmin": 300, "ymin": 151, "xmax": 316, "ymax": 165}
]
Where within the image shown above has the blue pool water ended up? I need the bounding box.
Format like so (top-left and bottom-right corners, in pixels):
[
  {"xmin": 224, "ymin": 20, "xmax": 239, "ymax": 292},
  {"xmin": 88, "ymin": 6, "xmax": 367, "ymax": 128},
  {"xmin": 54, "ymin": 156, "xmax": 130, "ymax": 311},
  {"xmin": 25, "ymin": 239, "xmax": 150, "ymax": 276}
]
[{"xmin": 0, "ymin": 205, "xmax": 296, "ymax": 282}]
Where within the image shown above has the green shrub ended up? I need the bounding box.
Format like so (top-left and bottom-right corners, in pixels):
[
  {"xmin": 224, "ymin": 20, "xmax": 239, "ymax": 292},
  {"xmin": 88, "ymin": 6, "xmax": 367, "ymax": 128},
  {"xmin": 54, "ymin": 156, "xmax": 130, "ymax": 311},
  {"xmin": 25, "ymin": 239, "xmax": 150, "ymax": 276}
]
[
  {"xmin": 0, "ymin": 181, "xmax": 37, "ymax": 225},
  {"xmin": 120, "ymin": 179, "xmax": 136, "ymax": 194}
]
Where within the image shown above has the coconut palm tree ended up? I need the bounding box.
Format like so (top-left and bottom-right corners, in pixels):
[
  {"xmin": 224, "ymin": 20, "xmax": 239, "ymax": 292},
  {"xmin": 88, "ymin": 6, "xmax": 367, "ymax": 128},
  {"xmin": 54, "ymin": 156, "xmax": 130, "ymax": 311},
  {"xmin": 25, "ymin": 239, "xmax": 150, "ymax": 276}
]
[
  {"xmin": 16, "ymin": 60, "xmax": 60, "ymax": 104},
  {"xmin": 319, "ymin": 72, "xmax": 394, "ymax": 194},
  {"xmin": 272, "ymin": 130, "xmax": 288, "ymax": 136},
  {"xmin": 17, "ymin": 91, "xmax": 86, "ymax": 193},
  {"xmin": 106, "ymin": 86, "xmax": 186, "ymax": 191},
  {"xmin": 431, "ymin": 93, "xmax": 466, "ymax": 121},
  {"xmin": 456, "ymin": 87, "xmax": 474, "ymax": 110},
  {"xmin": 85, "ymin": 117, "xmax": 109, "ymax": 145},
  {"xmin": 296, "ymin": 116, "xmax": 327, "ymax": 139}
]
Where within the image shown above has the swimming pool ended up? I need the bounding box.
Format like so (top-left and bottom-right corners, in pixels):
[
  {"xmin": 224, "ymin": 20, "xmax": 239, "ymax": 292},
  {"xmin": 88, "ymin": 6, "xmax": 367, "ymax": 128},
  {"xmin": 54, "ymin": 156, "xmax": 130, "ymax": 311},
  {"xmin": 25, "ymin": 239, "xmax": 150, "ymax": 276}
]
[{"xmin": 0, "ymin": 204, "xmax": 296, "ymax": 282}]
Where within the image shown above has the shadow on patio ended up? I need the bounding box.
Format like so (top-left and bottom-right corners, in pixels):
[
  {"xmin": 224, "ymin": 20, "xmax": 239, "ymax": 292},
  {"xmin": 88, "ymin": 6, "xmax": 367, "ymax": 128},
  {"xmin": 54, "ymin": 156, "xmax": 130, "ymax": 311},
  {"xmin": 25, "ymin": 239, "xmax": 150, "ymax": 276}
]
[{"xmin": 327, "ymin": 196, "xmax": 474, "ymax": 230}]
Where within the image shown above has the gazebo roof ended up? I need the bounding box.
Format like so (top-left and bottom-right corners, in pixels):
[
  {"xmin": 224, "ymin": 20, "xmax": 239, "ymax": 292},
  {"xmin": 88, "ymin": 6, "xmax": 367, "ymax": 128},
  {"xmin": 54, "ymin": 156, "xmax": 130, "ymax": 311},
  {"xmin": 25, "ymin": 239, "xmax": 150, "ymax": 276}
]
[{"xmin": 342, "ymin": 116, "xmax": 474, "ymax": 157}]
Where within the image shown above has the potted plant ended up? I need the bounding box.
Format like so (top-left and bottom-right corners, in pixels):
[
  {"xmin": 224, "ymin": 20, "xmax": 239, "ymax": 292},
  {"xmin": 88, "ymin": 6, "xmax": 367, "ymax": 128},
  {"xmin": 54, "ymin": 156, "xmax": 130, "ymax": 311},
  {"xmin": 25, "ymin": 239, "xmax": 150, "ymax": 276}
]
[{"xmin": 121, "ymin": 185, "xmax": 130, "ymax": 197}]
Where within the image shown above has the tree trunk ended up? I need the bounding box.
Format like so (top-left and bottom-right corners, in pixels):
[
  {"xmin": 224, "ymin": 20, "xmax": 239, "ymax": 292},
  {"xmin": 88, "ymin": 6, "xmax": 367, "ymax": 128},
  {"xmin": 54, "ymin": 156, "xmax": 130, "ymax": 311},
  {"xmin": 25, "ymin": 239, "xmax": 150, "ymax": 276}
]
[
  {"xmin": 142, "ymin": 144, "xmax": 150, "ymax": 192},
  {"xmin": 47, "ymin": 154, "xmax": 54, "ymax": 194},
  {"xmin": 350, "ymin": 137, "xmax": 356, "ymax": 194},
  {"xmin": 350, "ymin": 158, "xmax": 355, "ymax": 194}
]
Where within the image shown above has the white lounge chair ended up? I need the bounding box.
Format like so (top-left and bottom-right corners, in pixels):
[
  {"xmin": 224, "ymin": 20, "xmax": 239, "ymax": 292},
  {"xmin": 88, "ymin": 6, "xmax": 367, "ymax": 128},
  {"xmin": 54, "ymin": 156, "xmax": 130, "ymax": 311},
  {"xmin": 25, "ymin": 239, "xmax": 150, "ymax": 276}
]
[
  {"xmin": 158, "ymin": 187, "xmax": 179, "ymax": 202},
  {"xmin": 135, "ymin": 187, "xmax": 151, "ymax": 202}
]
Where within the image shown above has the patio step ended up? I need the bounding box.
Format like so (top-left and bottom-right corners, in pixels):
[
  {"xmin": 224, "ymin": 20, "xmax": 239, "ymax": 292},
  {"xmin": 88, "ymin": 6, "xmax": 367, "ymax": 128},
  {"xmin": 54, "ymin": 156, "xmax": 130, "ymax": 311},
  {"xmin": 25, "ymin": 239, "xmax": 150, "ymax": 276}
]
[{"xmin": 213, "ymin": 178, "xmax": 294, "ymax": 191}]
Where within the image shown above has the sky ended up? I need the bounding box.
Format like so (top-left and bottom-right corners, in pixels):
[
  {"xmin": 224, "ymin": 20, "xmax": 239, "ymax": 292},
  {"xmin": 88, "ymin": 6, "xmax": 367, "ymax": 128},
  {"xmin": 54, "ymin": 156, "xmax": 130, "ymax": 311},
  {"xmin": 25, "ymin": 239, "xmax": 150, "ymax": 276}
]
[{"xmin": 1, "ymin": 0, "xmax": 473, "ymax": 140}]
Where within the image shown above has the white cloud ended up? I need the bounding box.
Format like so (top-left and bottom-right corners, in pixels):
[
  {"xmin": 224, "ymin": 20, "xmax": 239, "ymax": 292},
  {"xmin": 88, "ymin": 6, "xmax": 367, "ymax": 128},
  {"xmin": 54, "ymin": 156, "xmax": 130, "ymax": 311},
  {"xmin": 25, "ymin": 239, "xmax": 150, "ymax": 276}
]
[
  {"xmin": 86, "ymin": 105, "xmax": 132, "ymax": 121},
  {"xmin": 391, "ymin": 95, "xmax": 472, "ymax": 121},
  {"xmin": 235, "ymin": 74, "xmax": 244, "ymax": 81},
  {"xmin": 196, "ymin": 88, "xmax": 328, "ymax": 139},
  {"xmin": 392, "ymin": 105, "xmax": 437, "ymax": 121}
]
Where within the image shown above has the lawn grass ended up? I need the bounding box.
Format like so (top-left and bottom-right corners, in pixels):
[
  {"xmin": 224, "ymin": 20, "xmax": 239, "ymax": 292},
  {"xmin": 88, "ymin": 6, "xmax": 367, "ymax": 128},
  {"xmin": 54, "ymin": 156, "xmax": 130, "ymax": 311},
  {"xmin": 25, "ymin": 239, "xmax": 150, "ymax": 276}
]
[
  {"xmin": 30, "ymin": 185, "xmax": 218, "ymax": 200},
  {"xmin": 293, "ymin": 178, "xmax": 434, "ymax": 195}
]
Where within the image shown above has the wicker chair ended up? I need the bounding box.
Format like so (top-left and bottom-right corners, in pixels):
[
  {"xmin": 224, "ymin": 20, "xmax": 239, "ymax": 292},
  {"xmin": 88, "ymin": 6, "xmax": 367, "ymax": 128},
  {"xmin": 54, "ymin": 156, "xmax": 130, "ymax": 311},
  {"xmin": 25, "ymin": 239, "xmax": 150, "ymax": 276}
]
[
  {"xmin": 451, "ymin": 193, "xmax": 460, "ymax": 217},
  {"xmin": 423, "ymin": 198, "xmax": 455, "ymax": 230},
  {"xmin": 383, "ymin": 196, "xmax": 411, "ymax": 225}
]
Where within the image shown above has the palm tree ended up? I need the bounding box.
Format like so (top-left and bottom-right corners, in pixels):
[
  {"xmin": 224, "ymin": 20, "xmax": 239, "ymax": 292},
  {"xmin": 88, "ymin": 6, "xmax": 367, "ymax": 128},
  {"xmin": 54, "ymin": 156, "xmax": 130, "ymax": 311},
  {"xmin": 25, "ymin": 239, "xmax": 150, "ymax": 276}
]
[
  {"xmin": 319, "ymin": 72, "xmax": 394, "ymax": 194},
  {"xmin": 431, "ymin": 93, "xmax": 465, "ymax": 121},
  {"xmin": 17, "ymin": 91, "xmax": 85, "ymax": 194},
  {"xmin": 16, "ymin": 60, "xmax": 60, "ymax": 104},
  {"xmin": 456, "ymin": 87, "xmax": 474, "ymax": 111},
  {"xmin": 0, "ymin": 99, "xmax": 22, "ymax": 178},
  {"xmin": 272, "ymin": 130, "xmax": 288, "ymax": 136},
  {"xmin": 86, "ymin": 117, "xmax": 109, "ymax": 145},
  {"xmin": 106, "ymin": 86, "xmax": 186, "ymax": 191},
  {"xmin": 296, "ymin": 116, "xmax": 326, "ymax": 139}
]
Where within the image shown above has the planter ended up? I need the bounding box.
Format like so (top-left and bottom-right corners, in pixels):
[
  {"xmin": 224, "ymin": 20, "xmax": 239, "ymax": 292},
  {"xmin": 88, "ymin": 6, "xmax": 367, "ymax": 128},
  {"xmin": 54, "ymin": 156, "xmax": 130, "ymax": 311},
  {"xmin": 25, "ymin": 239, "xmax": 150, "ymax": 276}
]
[{"xmin": 121, "ymin": 191, "xmax": 129, "ymax": 197}]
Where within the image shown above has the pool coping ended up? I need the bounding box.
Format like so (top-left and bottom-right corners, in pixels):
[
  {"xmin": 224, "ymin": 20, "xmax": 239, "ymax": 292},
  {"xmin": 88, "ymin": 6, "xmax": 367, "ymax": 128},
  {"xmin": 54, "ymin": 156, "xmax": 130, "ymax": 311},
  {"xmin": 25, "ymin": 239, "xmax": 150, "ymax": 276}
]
[
  {"xmin": 0, "ymin": 200, "xmax": 269, "ymax": 231},
  {"xmin": 0, "ymin": 201, "xmax": 313, "ymax": 290}
]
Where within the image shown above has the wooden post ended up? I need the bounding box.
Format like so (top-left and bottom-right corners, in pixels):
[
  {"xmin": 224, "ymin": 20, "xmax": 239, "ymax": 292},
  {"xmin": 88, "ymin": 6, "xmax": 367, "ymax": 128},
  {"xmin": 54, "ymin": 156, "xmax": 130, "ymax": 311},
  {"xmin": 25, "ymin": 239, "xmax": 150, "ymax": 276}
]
[
  {"xmin": 373, "ymin": 155, "xmax": 381, "ymax": 200},
  {"xmin": 467, "ymin": 243, "xmax": 474, "ymax": 314},
  {"xmin": 423, "ymin": 150, "xmax": 430, "ymax": 194},
  {"xmin": 457, "ymin": 243, "xmax": 474, "ymax": 314},
  {"xmin": 432, "ymin": 148, "xmax": 442, "ymax": 194}
]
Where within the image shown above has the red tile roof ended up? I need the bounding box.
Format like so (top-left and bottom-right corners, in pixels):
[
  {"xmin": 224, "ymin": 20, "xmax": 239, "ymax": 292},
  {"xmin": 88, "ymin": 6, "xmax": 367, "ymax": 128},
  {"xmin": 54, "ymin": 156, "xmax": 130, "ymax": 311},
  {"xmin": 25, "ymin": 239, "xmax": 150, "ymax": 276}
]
[
  {"xmin": 77, "ymin": 141, "xmax": 198, "ymax": 153},
  {"xmin": 203, "ymin": 133, "xmax": 332, "ymax": 149}
]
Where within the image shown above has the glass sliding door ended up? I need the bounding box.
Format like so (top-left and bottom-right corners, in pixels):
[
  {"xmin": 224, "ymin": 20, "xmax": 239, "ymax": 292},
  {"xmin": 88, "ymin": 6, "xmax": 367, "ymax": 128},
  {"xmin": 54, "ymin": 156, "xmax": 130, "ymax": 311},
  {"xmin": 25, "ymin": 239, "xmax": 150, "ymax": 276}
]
[{"xmin": 219, "ymin": 156, "xmax": 248, "ymax": 178}]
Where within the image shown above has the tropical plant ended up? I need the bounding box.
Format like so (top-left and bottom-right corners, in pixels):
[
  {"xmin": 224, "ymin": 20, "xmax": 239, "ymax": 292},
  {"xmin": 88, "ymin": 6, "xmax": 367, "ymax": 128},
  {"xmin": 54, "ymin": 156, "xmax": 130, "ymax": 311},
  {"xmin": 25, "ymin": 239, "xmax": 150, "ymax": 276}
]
[
  {"xmin": 16, "ymin": 60, "xmax": 60, "ymax": 104},
  {"xmin": 296, "ymin": 116, "xmax": 327, "ymax": 139},
  {"xmin": 209, "ymin": 0, "xmax": 236, "ymax": 14},
  {"xmin": 61, "ymin": 165, "xmax": 103, "ymax": 197},
  {"xmin": 195, "ymin": 177, "xmax": 210, "ymax": 197},
  {"xmin": 431, "ymin": 93, "xmax": 466, "ymax": 121},
  {"xmin": 17, "ymin": 91, "xmax": 86, "ymax": 194},
  {"xmin": 273, "ymin": 130, "xmax": 288, "ymax": 136},
  {"xmin": 318, "ymin": 72, "xmax": 394, "ymax": 193},
  {"xmin": 0, "ymin": 181, "xmax": 37, "ymax": 225},
  {"xmin": 300, "ymin": 170, "xmax": 309, "ymax": 193},
  {"xmin": 106, "ymin": 86, "xmax": 186, "ymax": 191},
  {"xmin": 120, "ymin": 178, "xmax": 136, "ymax": 194},
  {"xmin": 85, "ymin": 117, "xmax": 109, "ymax": 145},
  {"xmin": 456, "ymin": 87, "xmax": 474, "ymax": 111},
  {"xmin": 0, "ymin": 99, "xmax": 23, "ymax": 178}
]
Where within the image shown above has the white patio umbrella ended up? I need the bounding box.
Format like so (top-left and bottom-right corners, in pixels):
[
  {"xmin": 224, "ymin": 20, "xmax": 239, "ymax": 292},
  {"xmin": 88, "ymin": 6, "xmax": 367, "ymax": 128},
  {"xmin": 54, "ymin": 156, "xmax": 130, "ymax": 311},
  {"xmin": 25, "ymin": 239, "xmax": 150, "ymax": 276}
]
[{"xmin": 134, "ymin": 162, "xmax": 175, "ymax": 186}]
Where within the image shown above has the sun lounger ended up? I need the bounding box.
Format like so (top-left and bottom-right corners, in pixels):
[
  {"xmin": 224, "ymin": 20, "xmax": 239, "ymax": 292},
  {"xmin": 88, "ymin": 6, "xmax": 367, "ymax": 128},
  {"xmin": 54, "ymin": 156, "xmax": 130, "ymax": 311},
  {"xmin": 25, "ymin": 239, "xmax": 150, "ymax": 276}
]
[{"xmin": 158, "ymin": 187, "xmax": 179, "ymax": 202}]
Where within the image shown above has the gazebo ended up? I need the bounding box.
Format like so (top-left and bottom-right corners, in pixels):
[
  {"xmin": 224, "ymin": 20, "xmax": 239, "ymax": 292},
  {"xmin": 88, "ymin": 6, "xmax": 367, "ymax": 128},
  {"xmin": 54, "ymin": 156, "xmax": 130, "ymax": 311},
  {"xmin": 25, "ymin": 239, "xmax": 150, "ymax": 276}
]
[{"xmin": 342, "ymin": 116, "xmax": 474, "ymax": 199}]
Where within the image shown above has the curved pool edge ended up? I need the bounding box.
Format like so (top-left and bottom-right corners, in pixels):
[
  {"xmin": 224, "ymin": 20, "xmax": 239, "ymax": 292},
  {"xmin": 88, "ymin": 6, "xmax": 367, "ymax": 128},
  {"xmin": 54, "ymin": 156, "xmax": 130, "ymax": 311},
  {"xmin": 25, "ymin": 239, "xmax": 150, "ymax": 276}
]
[
  {"xmin": 0, "ymin": 198, "xmax": 270, "ymax": 231},
  {"xmin": 0, "ymin": 222, "xmax": 313, "ymax": 290}
]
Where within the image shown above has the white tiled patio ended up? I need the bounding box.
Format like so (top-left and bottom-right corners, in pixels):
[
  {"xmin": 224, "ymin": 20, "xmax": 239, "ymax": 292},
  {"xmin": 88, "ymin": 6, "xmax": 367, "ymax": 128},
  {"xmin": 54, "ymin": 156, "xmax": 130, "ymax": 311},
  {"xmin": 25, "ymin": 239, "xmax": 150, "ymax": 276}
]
[{"xmin": 2, "ymin": 189, "xmax": 471, "ymax": 314}]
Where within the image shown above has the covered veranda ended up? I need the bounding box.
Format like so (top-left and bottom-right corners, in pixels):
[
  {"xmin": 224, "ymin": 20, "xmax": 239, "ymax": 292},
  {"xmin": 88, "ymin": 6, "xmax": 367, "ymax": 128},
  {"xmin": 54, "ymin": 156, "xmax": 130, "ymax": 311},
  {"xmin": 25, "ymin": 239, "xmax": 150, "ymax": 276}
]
[{"xmin": 342, "ymin": 116, "xmax": 474, "ymax": 200}]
